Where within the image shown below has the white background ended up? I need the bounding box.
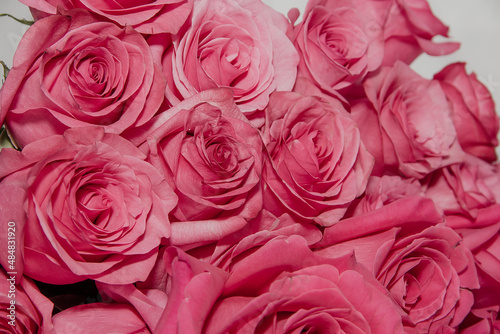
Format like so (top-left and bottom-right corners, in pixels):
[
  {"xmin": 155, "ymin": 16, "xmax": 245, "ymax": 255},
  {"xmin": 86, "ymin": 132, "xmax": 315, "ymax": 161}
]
[{"xmin": 1, "ymin": 0, "xmax": 500, "ymax": 154}]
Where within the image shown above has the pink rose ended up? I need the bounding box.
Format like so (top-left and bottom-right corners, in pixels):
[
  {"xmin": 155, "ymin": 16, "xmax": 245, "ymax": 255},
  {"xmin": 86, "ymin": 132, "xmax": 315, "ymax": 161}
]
[
  {"xmin": 382, "ymin": 0, "xmax": 459, "ymax": 65},
  {"xmin": 155, "ymin": 0, "xmax": 298, "ymax": 121},
  {"xmin": 291, "ymin": 0, "xmax": 385, "ymax": 93},
  {"xmin": 20, "ymin": 0, "xmax": 193, "ymax": 34},
  {"xmin": 98, "ymin": 246, "xmax": 229, "ymax": 333},
  {"xmin": 130, "ymin": 89, "xmax": 264, "ymax": 247},
  {"xmin": 0, "ymin": 270, "xmax": 54, "ymax": 333},
  {"xmin": 0, "ymin": 127, "xmax": 177, "ymax": 284},
  {"xmin": 351, "ymin": 61, "xmax": 464, "ymax": 179},
  {"xmin": 346, "ymin": 174, "xmax": 423, "ymax": 217},
  {"xmin": 316, "ymin": 197, "xmax": 479, "ymax": 333},
  {"xmin": 434, "ymin": 62, "xmax": 499, "ymax": 162},
  {"xmin": 1, "ymin": 10, "xmax": 165, "ymax": 148},
  {"xmin": 52, "ymin": 303, "xmax": 150, "ymax": 333},
  {"xmin": 262, "ymin": 91, "xmax": 373, "ymax": 226},
  {"xmin": 204, "ymin": 236, "xmax": 404, "ymax": 333}
]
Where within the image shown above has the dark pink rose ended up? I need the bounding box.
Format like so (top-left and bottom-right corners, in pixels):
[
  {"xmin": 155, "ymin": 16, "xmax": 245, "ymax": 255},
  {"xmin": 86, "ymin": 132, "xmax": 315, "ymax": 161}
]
[
  {"xmin": 20, "ymin": 0, "xmax": 193, "ymax": 34},
  {"xmin": 291, "ymin": 0, "xmax": 385, "ymax": 93},
  {"xmin": 316, "ymin": 197, "xmax": 479, "ymax": 333},
  {"xmin": 52, "ymin": 303, "xmax": 150, "ymax": 333},
  {"xmin": 156, "ymin": 0, "xmax": 298, "ymax": 120},
  {"xmin": 434, "ymin": 62, "xmax": 499, "ymax": 162},
  {"xmin": 130, "ymin": 89, "xmax": 263, "ymax": 247},
  {"xmin": 262, "ymin": 91, "xmax": 373, "ymax": 226},
  {"xmin": 0, "ymin": 269, "xmax": 54, "ymax": 333},
  {"xmin": 0, "ymin": 127, "xmax": 177, "ymax": 284},
  {"xmin": 98, "ymin": 246, "xmax": 229, "ymax": 333},
  {"xmin": 204, "ymin": 235, "xmax": 404, "ymax": 333},
  {"xmin": 351, "ymin": 61, "xmax": 464, "ymax": 179},
  {"xmin": 1, "ymin": 10, "xmax": 165, "ymax": 148},
  {"xmin": 382, "ymin": 0, "xmax": 459, "ymax": 65}
]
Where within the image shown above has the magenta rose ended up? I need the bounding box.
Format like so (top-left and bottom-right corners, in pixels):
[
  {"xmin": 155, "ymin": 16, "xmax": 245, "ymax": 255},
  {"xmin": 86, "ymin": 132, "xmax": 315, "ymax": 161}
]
[
  {"xmin": 382, "ymin": 0, "xmax": 459, "ymax": 65},
  {"xmin": 316, "ymin": 197, "xmax": 479, "ymax": 333},
  {"xmin": 1, "ymin": 10, "xmax": 165, "ymax": 148},
  {"xmin": 0, "ymin": 127, "xmax": 177, "ymax": 284},
  {"xmin": 20, "ymin": 0, "xmax": 193, "ymax": 34},
  {"xmin": 262, "ymin": 91, "xmax": 373, "ymax": 226},
  {"xmin": 434, "ymin": 62, "xmax": 499, "ymax": 162},
  {"xmin": 0, "ymin": 269, "xmax": 54, "ymax": 333},
  {"xmin": 52, "ymin": 303, "xmax": 150, "ymax": 333},
  {"xmin": 204, "ymin": 235, "xmax": 404, "ymax": 333},
  {"xmin": 351, "ymin": 61, "xmax": 464, "ymax": 179},
  {"xmin": 291, "ymin": 0, "xmax": 385, "ymax": 93},
  {"xmin": 155, "ymin": 0, "xmax": 298, "ymax": 121},
  {"xmin": 130, "ymin": 89, "xmax": 263, "ymax": 247}
]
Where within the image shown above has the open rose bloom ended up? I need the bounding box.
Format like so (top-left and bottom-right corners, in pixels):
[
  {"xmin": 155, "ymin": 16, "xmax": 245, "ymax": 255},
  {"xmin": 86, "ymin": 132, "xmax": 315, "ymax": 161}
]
[{"xmin": 0, "ymin": 0, "xmax": 500, "ymax": 332}]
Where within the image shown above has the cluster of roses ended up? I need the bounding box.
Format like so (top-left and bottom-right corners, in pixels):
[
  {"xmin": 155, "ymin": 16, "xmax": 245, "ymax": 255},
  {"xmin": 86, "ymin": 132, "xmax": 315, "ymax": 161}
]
[{"xmin": 0, "ymin": 0, "xmax": 499, "ymax": 332}]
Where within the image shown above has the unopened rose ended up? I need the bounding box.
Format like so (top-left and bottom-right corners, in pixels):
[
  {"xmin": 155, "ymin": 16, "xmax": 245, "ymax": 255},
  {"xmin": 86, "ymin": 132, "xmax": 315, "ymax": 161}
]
[
  {"xmin": 0, "ymin": 269, "xmax": 54, "ymax": 333},
  {"xmin": 0, "ymin": 127, "xmax": 177, "ymax": 284},
  {"xmin": 351, "ymin": 61, "xmax": 464, "ymax": 179},
  {"xmin": 434, "ymin": 62, "xmax": 499, "ymax": 162},
  {"xmin": 20, "ymin": 0, "xmax": 193, "ymax": 34},
  {"xmin": 155, "ymin": 0, "xmax": 298, "ymax": 122},
  {"xmin": 1, "ymin": 9, "xmax": 165, "ymax": 148},
  {"xmin": 382, "ymin": 0, "xmax": 459, "ymax": 65},
  {"xmin": 262, "ymin": 91, "xmax": 373, "ymax": 226},
  {"xmin": 131, "ymin": 89, "xmax": 264, "ymax": 247},
  {"xmin": 291, "ymin": 0, "xmax": 385, "ymax": 93}
]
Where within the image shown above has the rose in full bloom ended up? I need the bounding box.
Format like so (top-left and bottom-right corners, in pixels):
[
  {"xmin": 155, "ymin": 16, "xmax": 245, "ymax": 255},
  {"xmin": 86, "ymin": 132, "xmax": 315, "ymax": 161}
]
[
  {"xmin": 1, "ymin": 9, "xmax": 165, "ymax": 148},
  {"xmin": 291, "ymin": 0, "xmax": 385, "ymax": 94},
  {"xmin": 20, "ymin": 0, "xmax": 193, "ymax": 35},
  {"xmin": 434, "ymin": 62, "xmax": 499, "ymax": 162},
  {"xmin": 0, "ymin": 127, "xmax": 177, "ymax": 284},
  {"xmin": 130, "ymin": 89, "xmax": 264, "ymax": 247},
  {"xmin": 262, "ymin": 91, "xmax": 373, "ymax": 226},
  {"xmin": 155, "ymin": 0, "xmax": 298, "ymax": 121},
  {"xmin": 316, "ymin": 197, "xmax": 479, "ymax": 333},
  {"xmin": 0, "ymin": 269, "xmax": 54, "ymax": 333},
  {"xmin": 52, "ymin": 303, "xmax": 150, "ymax": 333},
  {"xmin": 382, "ymin": 0, "xmax": 459, "ymax": 65},
  {"xmin": 204, "ymin": 235, "xmax": 404, "ymax": 333},
  {"xmin": 351, "ymin": 61, "xmax": 464, "ymax": 179}
]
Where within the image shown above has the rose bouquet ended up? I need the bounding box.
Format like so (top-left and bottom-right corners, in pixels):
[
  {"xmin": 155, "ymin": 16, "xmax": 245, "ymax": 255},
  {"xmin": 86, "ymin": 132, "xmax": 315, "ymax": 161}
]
[{"xmin": 0, "ymin": 0, "xmax": 499, "ymax": 332}]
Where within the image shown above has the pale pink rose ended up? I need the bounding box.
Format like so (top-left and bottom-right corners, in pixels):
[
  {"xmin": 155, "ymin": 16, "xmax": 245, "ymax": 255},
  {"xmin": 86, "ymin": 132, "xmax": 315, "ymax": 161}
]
[
  {"xmin": 382, "ymin": 0, "xmax": 459, "ymax": 65},
  {"xmin": 155, "ymin": 0, "xmax": 298, "ymax": 121},
  {"xmin": 1, "ymin": 9, "xmax": 165, "ymax": 148},
  {"xmin": 434, "ymin": 62, "xmax": 499, "ymax": 162},
  {"xmin": 0, "ymin": 128, "xmax": 177, "ymax": 284},
  {"xmin": 20, "ymin": 0, "xmax": 193, "ymax": 34},
  {"xmin": 0, "ymin": 270, "xmax": 54, "ymax": 333},
  {"xmin": 291, "ymin": 0, "xmax": 385, "ymax": 94},
  {"xmin": 262, "ymin": 91, "xmax": 373, "ymax": 226},
  {"xmin": 129, "ymin": 89, "xmax": 264, "ymax": 247},
  {"xmin": 204, "ymin": 235, "xmax": 404, "ymax": 333},
  {"xmin": 351, "ymin": 61, "xmax": 464, "ymax": 179},
  {"xmin": 316, "ymin": 197, "xmax": 479, "ymax": 333},
  {"xmin": 52, "ymin": 303, "xmax": 150, "ymax": 333}
]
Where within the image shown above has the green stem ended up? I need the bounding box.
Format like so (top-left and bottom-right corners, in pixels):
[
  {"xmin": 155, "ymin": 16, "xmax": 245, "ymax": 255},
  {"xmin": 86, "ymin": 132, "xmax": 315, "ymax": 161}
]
[{"xmin": 0, "ymin": 13, "xmax": 34, "ymax": 26}]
